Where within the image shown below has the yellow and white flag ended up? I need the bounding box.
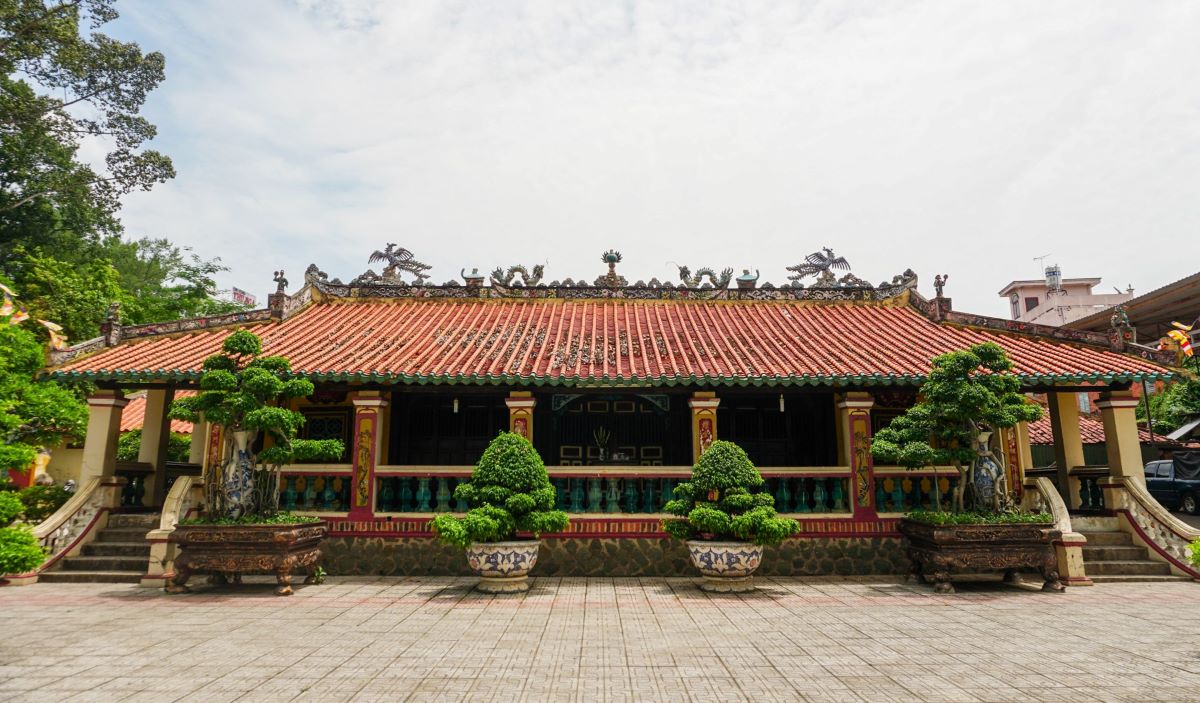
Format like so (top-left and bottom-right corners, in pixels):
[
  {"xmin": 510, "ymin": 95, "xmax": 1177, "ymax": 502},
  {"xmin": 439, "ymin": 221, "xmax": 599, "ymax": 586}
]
[{"xmin": 39, "ymin": 319, "xmax": 68, "ymax": 350}]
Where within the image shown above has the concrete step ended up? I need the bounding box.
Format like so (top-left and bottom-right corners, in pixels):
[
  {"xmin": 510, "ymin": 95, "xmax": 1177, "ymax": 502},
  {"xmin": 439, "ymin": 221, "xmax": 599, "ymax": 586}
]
[
  {"xmin": 1085, "ymin": 560, "xmax": 1173, "ymax": 576},
  {"xmin": 1082, "ymin": 545, "xmax": 1149, "ymax": 562},
  {"xmin": 1077, "ymin": 530, "xmax": 1133, "ymax": 546},
  {"xmin": 39, "ymin": 570, "xmax": 142, "ymax": 584},
  {"xmin": 82, "ymin": 542, "xmax": 150, "ymax": 558},
  {"xmin": 1090, "ymin": 574, "xmax": 1192, "ymax": 583},
  {"xmin": 108, "ymin": 513, "xmax": 160, "ymax": 528},
  {"xmin": 61, "ymin": 555, "xmax": 147, "ymax": 572},
  {"xmin": 1072, "ymin": 516, "xmax": 1120, "ymax": 531},
  {"xmin": 94, "ymin": 527, "xmax": 150, "ymax": 542}
]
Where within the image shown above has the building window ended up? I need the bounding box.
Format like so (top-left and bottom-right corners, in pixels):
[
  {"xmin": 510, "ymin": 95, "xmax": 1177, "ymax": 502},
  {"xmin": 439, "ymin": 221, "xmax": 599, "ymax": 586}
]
[
  {"xmin": 299, "ymin": 408, "xmax": 352, "ymax": 462},
  {"xmin": 1010, "ymin": 295, "xmax": 1020, "ymax": 320},
  {"xmin": 1024, "ymin": 296, "xmax": 1039, "ymax": 312},
  {"xmin": 1077, "ymin": 394, "xmax": 1091, "ymax": 413}
]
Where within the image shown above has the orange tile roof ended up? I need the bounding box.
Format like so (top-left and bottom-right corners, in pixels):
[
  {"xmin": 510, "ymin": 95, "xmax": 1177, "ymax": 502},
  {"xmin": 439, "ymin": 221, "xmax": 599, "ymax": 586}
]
[
  {"xmin": 1027, "ymin": 413, "xmax": 1195, "ymax": 446},
  {"xmin": 119, "ymin": 391, "xmax": 195, "ymax": 434},
  {"xmin": 51, "ymin": 299, "xmax": 1173, "ymax": 387}
]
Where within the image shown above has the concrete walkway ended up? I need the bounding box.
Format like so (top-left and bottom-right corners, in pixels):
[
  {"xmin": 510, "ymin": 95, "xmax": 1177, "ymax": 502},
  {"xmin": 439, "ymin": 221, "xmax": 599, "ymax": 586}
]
[{"xmin": 1, "ymin": 577, "xmax": 1199, "ymax": 702}]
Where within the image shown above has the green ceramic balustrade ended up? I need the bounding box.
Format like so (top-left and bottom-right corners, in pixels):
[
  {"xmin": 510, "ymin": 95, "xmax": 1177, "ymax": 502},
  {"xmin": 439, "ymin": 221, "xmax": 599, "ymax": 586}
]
[
  {"xmin": 873, "ymin": 475, "xmax": 957, "ymax": 512},
  {"xmin": 280, "ymin": 474, "xmax": 352, "ymax": 511},
  {"xmin": 374, "ymin": 476, "xmax": 477, "ymax": 513},
  {"xmin": 763, "ymin": 477, "xmax": 851, "ymax": 513}
]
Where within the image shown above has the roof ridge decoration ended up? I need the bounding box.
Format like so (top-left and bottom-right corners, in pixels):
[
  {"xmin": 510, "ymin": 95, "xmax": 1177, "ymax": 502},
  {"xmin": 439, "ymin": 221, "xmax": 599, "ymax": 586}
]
[{"xmin": 303, "ymin": 245, "xmax": 921, "ymax": 303}]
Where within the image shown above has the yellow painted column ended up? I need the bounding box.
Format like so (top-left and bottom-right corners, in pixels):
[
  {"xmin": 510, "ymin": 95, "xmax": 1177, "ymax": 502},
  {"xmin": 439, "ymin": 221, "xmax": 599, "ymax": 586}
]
[
  {"xmin": 836, "ymin": 392, "xmax": 876, "ymax": 518},
  {"xmin": 688, "ymin": 392, "xmax": 720, "ymax": 463},
  {"xmin": 80, "ymin": 391, "xmax": 129, "ymax": 482},
  {"xmin": 1047, "ymin": 392, "xmax": 1086, "ymax": 507},
  {"xmin": 350, "ymin": 391, "xmax": 389, "ymax": 519},
  {"xmin": 138, "ymin": 388, "xmax": 175, "ymax": 506},
  {"xmin": 187, "ymin": 415, "xmax": 209, "ymax": 465},
  {"xmin": 1097, "ymin": 390, "xmax": 1146, "ymax": 487},
  {"xmin": 506, "ymin": 391, "xmax": 536, "ymax": 442}
]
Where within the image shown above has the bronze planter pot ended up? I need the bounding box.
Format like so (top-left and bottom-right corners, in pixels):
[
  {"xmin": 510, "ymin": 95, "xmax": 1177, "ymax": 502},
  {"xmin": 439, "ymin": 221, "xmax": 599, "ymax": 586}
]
[
  {"xmin": 899, "ymin": 518, "xmax": 1063, "ymax": 594},
  {"xmin": 165, "ymin": 521, "xmax": 327, "ymax": 596}
]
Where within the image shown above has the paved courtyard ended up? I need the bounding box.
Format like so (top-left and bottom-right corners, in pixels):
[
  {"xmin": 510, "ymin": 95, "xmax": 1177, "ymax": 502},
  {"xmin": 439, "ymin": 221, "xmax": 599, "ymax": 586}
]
[{"xmin": 1, "ymin": 577, "xmax": 1199, "ymax": 703}]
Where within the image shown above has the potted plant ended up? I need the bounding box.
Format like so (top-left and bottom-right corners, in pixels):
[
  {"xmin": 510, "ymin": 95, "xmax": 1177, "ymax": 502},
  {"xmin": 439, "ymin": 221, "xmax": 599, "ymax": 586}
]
[
  {"xmin": 871, "ymin": 341, "xmax": 1058, "ymax": 594},
  {"xmin": 165, "ymin": 330, "xmax": 344, "ymax": 595},
  {"xmin": 431, "ymin": 432, "xmax": 569, "ymax": 593},
  {"xmin": 662, "ymin": 440, "xmax": 800, "ymax": 592}
]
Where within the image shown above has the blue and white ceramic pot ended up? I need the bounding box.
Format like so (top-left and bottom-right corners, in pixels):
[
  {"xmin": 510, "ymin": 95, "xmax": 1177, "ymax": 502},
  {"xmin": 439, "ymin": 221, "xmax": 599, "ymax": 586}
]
[
  {"xmin": 465, "ymin": 540, "xmax": 540, "ymax": 593},
  {"xmin": 686, "ymin": 540, "xmax": 764, "ymax": 592}
]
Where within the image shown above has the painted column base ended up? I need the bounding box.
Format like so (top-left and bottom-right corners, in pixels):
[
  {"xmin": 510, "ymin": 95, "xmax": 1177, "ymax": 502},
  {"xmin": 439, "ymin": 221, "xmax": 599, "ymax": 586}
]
[
  {"xmin": 699, "ymin": 575, "xmax": 755, "ymax": 593},
  {"xmin": 1056, "ymin": 536, "xmax": 1093, "ymax": 587},
  {"xmin": 477, "ymin": 575, "xmax": 530, "ymax": 594}
]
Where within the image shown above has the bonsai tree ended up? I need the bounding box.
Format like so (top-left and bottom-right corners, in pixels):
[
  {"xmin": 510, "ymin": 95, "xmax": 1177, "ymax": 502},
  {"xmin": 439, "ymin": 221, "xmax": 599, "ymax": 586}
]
[
  {"xmin": 871, "ymin": 342, "xmax": 1043, "ymax": 514},
  {"xmin": 662, "ymin": 440, "xmax": 799, "ymax": 545},
  {"xmin": 0, "ymin": 490, "xmax": 44, "ymax": 578},
  {"xmin": 432, "ymin": 432, "xmax": 569, "ymax": 548},
  {"xmin": 169, "ymin": 330, "xmax": 343, "ymax": 519}
]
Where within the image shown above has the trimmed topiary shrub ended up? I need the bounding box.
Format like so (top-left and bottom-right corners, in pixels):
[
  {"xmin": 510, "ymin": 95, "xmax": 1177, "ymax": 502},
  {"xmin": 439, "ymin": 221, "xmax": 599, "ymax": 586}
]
[
  {"xmin": 0, "ymin": 490, "xmax": 45, "ymax": 576},
  {"xmin": 662, "ymin": 440, "xmax": 800, "ymax": 545},
  {"xmin": 432, "ymin": 432, "xmax": 569, "ymax": 549}
]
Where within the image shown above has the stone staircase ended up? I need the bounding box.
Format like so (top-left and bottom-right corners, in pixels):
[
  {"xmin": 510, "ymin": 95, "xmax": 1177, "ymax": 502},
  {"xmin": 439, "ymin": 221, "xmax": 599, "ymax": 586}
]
[
  {"xmin": 1075, "ymin": 516, "xmax": 1190, "ymax": 583},
  {"xmin": 39, "ymin": 513, "xmax": 157, "ymax": 584}
]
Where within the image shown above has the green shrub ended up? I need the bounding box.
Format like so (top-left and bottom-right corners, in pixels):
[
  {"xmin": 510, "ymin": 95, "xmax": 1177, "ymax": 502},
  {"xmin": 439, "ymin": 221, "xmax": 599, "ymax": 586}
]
[
  {"xmin": 0, "ymin": 491, "xmax": 23, "ymax": 525},
  {"xmin": 1189, "ymin": 539, "xmax": 1200, "ymax": 569},
  {"xmin": 906, "ymin": 510, "xmax": 1054, "ymax": 526},
  {"xmin": 0, "ymin": 490, "xmax": 46, "ymax": 575},
  {"xmin": 432, "ymin": 433, "xmax": 569, "ymax": 549},
  {"xmin": 17, "ymin": 485, "xmax": 71, "ymax": 523},
  {"xmin": 662, "ymin": 440, "xmax": 799, "ymax": 546}
]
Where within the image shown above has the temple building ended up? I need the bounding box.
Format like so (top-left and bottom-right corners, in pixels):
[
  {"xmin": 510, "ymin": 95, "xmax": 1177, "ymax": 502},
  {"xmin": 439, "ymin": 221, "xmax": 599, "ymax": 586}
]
[{"xmin": 37, "ymin": 248, "xmax": 1191, "ymax": 580}]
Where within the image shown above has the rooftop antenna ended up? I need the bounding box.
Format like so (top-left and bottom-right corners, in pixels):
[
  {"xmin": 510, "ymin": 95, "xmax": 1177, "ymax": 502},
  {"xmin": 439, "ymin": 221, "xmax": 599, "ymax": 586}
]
[{"xmin": 1032, "ymin": 253, "xmax": 1051, "ymax": 276}]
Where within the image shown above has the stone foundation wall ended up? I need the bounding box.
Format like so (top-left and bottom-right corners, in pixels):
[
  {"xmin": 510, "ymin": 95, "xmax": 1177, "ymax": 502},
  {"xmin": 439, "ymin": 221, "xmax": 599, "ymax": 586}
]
[{"xmin": 321, "ymin": 536, "xmax": 908, "ymax": 577}]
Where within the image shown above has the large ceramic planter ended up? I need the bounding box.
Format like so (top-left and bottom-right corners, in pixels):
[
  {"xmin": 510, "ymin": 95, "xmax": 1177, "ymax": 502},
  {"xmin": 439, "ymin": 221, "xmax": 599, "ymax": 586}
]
[
  {"xmin": 465, "ymin": 540, "xmax": 540, "ymax": 593},
  {"xmin": 685, "ymin": 540, "xmax": 764, "ymax": 592},
  {"xmin": 899, "ymin": 518, "xmax": 1063, "ymax": 594},
  {"xmin": 165, "ymin": 521, "xmax": 327, "ymax": 596}
]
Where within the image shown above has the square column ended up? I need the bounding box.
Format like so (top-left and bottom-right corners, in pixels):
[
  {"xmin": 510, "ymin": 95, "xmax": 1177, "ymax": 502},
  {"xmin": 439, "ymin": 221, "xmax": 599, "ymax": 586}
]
[
  {"xmin": 688, "ymin": 392, "xmax": 720, "ymax": 463},
  {"xmin": 506, "ymin": 391, "xmax": 536, "ymax": 442},
  {"xmin": 1096, "ymin": 390, "xmax": 1146, "ymax": 487},
  {"xmin": 350, "ymin": 392, "xmax": 389, "ymax": 519},
  {"xmin": 1047, "ymin": 392, "xmax": 1086, "ymax": 506},
  {"xmin": 138, "ymin": 388, "xmax": 175, "ymax": 506},
  {"xmin": 188, "ymin": 416, "xmax": 210, "ymax": 465},
  {"xmin": 999, "ymin": 422, "xmax": 1035, "ymax": 500},
  {"xmin": 835, "ymin": 392, "xmax": 876, "ymax": 518},
  {"xmin": 80, "ymin": 391, "xmax": 129, "ymax": 482}
]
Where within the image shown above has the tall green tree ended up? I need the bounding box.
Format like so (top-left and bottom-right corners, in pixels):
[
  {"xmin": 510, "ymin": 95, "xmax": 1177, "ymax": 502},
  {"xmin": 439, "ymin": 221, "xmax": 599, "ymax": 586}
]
[
  {"xmin": 0, "ymin": 311, "xmax": 88, "ymax": 474},
  {"xmin": 1, "ymin": 0, "xmax": 174, "ymax": 223}
]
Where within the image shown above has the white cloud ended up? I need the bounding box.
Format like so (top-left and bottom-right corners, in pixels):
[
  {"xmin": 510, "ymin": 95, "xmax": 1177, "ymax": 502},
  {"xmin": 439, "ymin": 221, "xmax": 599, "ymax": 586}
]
[{"xmin": 111, "ymin": 0, "xmax": 1200, "ymax": 314}]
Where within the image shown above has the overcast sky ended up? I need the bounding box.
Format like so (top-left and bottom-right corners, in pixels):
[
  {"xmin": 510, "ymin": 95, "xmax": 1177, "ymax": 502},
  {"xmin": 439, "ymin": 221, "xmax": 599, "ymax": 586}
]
[{"xmin": 106, "ymin": 1, "xmax": 1200, "ymax": 316}]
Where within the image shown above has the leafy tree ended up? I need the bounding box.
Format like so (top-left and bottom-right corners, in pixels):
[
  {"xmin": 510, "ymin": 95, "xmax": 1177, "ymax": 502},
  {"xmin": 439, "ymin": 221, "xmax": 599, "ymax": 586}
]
[
  {"xmin": 871, "ymin": 342, "xmax": 1043, "ymax": 513},
  {"xmin": 4, "ymin": 245, "xmax": 122, "ymax": 340},
  {"xmin": 102, "ymin": 237, "xmax": 247, "ymax": 324},
  {"xmin": 1138, "ymin": 357, "xmax": 1200, "ymax": 435},
  {"xmin": 661, "ymin": 440, "xmax": 799, "ymax": 545},
  {"xmin": 116, "ymin": 428, "xmax": 190, "ymax": 463},
  {"xmin": 432, "ymin": 433, "xmax": 569, "ymax": 549},
  {"xmin": 0, "ymin": 311, "xmax": 87, "ymax": 474},
  {"xmin": 168, "ymin": 330, "xmax": 343, "ymax": 519},
  {"xmin": 0, "ymin": 0, "xmax": 174, "ymax": 219}
]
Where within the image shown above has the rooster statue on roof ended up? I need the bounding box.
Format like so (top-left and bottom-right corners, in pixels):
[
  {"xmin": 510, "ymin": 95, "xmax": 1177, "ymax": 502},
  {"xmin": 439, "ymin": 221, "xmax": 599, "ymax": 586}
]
[
  {"xmin": 368, "ymin": 243, "xmax": 432, "ymax": 283},
  {"xmin": 786, "ymin": 248, "xmax": 851, "ymax": 283}
]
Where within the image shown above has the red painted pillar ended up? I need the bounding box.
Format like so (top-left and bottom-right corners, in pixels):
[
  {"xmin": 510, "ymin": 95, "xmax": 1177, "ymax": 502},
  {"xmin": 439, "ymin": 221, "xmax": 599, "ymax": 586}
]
[
  {"xmin": 836, "ymin": 392, "xmax": 876, "ymax": 519},
  {"xmin": 349, "ymin": 392, "xmax": 388, "ymax": 520}
]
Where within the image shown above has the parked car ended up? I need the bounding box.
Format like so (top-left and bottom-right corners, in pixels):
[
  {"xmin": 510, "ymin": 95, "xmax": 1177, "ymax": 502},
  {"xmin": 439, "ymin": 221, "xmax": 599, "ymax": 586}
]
[{"xmin": 1145, "ymin": 459, "xmax": 1200, "ymax": 514}]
